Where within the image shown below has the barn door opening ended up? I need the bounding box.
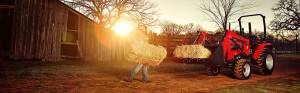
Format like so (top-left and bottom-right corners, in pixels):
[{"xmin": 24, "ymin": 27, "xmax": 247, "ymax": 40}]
[
  {"xmin": 61, "ymin": 11, "xmax": 80, "ymax": 59},
  {"xmin": 0, "ymin": 1, "xmax": 15, "ymax": 59}
]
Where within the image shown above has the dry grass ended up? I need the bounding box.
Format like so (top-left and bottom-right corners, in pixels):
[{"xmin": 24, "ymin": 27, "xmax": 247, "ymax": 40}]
[
  {"xmin": 213, "ymin": 79, "xmax": 300, "ymax": 93},
  {"xmin": 0, "ymin": 54, "xmax": 300, "ymax": 92}
]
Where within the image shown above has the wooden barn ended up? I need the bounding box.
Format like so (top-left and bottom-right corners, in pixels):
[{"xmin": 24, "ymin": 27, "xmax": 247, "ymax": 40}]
[{"xmin": 0, "ymin": 0, "xmax": 128, "ymax": 61}]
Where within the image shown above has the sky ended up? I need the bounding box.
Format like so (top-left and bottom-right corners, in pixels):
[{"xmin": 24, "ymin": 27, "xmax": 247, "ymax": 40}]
[{"xmin": 150, "ymin": 0, "xmax": 278, "ymax": 33}]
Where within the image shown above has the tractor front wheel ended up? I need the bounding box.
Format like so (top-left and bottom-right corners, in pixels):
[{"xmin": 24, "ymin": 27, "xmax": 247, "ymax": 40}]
[{"xmin": 234, "ymin": 59, "xmax": 251, "ymax": 80}]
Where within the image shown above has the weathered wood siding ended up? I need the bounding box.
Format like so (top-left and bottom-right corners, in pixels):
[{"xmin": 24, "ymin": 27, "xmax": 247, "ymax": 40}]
[
  {"xmin": 77, "ymin": 18, "xmax": 128, "ymax": 61},
  {"xmin": 11, "ymin": 0, "xmax": 67, "ymax": 61},
  {"xmin": 10, "ymin": 0, "xmax": 129, "ymax": 62}
]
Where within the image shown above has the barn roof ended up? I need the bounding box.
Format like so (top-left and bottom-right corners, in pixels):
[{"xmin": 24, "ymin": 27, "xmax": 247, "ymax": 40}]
[{"xmin": 57, "ymin": 0, "xmax": 99, "ymax": 24}]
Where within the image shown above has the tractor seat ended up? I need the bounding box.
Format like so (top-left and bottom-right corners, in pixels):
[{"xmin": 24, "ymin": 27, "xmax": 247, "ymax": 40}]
[{"xmin": 248, "ymin": 35, "xmax": 258, "ymax": 49}]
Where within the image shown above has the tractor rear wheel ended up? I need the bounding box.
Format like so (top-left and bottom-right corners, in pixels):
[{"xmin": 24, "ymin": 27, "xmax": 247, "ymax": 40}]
[
  {"xmin": 257, "ymin": 48, "xmax": 274, "ymax": 75},
  {"xmin": 206, "ymin": 66, "xmax": 221, "ymax": 76},
  {"xmin": 234, "ymin": 59, "xmax": 251, "ymax": 80}
]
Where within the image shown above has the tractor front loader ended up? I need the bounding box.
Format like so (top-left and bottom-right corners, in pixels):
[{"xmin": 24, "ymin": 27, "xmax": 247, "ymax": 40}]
[{"xmin": 174, "ymin": 14, "xmax": 275, "ymax": 80}]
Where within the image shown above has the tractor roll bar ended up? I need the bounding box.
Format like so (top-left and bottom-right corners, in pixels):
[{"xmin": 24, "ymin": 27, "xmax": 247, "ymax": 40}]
[{"xmin": 238, "ymin": 14, "xmax": 266, "ymax": 41}]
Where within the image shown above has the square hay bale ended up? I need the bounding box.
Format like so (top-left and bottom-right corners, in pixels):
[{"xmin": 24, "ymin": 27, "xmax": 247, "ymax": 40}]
[
  {"xmin": 173, "ymin": 45, "xmax": 211, "ymax": 58},
  {"xmin": 127, "ymin": 41, "xmax": 167, "ymax": 66}
]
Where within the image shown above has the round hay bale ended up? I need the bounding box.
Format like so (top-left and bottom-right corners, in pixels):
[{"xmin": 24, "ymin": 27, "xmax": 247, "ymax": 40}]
[{"xmin": 127, "ymin": 41, "xmax": 167, "ymax": 66}]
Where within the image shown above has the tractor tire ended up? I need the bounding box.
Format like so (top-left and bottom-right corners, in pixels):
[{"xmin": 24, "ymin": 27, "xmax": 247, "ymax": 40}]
[
  {"xmin": 206, "ymin": 66, "xmax": 221, "ymax": 76},
  {"xmin": 234, "ymin": 59, "xmax": 251, "ymax": 80},
  {"xmin": 257, "ymin": 48, "xmax": 274, "ymax": 75}
]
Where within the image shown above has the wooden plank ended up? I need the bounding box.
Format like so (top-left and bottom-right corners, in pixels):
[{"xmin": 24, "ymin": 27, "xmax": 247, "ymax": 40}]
[
  {"xmin": 61, "ymin": 42, "xmax": 77, "ymax": 45},
  {"xmin": 61, "ymin": 7, "xmax": 68, "ymax": 60},
  {"xmin": 77, "ymin": 15, "xmax": 83, "ymax": 60},
  {"xmin": 55, "ymin": 1, "xmax": 63, "ymax": 61},
  {"xmin": 56, "ymin": 2, "xmax": 62, "ymax": 61},
  {"xmin": 37, "ymin": 0, "xmax": 44, "ymax": 59},
  {"xmin": 10, "ymin": 0, "xmax": 21, "ymax": 59},
  {"xmin": 20, "ymin": 0, "xmax": 30, "ymax": 59},
  {"xmin": 41, "ymin": 0, "xmax": 49, "ymax": 60},
  {"xmin": 61, "ymin": 55, "xmax": 79, "ymax": 59},
  {"xmin": 77, "ymin": 41, "xmax": 83, "ymax": 58},
  {"xmin": 53, "ymin": 1, "xmax": 58, "ymax": 60},
  {"xmin": 28, "ymin": 0, "xmax": 37, "ymax": 59},
  {"xmin": 13, "ymin": 0, "xmax": 21, "ymax": 59},
  {"xmin": 67, "ymin": 29, "xmax": 78, "ymax": 32},
  {"xmin": 45, "ymin": 0, "xmax": 53, "ymax": 61},
  {"xmin": 23, "ymin": 0, "xmax": 31, "ymax": 58}
]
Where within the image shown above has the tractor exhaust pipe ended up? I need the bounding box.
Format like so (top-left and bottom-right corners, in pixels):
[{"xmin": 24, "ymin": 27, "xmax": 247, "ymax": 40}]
[{"xmin": 249, "ymin": 22, "xmax": 252, "ymax": 36}]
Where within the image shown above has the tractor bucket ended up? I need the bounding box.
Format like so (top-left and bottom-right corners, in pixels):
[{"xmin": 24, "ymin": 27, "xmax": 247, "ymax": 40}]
[{"xmin": 208, "ymin": 45, "xmax": 225, "ymax": 66}]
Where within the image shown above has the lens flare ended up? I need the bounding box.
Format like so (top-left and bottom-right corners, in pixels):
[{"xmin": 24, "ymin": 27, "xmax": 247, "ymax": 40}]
[{"xmin": 112, "ymin": 20, "xmax": 134, "ymax": 36}]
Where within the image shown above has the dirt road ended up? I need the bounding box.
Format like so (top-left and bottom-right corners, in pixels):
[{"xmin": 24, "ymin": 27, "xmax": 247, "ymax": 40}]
[{"xmin": 0, "ymin": 54, "xmax": 299, "ymax": 92}]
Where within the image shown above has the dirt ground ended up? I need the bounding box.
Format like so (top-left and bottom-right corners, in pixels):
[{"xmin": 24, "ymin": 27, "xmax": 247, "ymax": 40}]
[{"xmin": 0, "ymin": 54, "xmax": 300, "ymax": 93}]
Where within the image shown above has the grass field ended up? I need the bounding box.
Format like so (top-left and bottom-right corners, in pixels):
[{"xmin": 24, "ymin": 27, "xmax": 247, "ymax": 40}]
[
  {"xmin": 0, "ymin": 54, "xmax": 300, "ymax": 92},
  {"xmin": 214, "ymin": 54, "xmax": 300, "ymax": 93},
  {"xmin": 214, "ymin": 79, "xmax": 300, "ymax": 93}
]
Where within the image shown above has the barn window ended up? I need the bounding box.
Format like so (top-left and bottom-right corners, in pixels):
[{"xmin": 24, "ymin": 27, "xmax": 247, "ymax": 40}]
[
  {"xmin": 61, "ymin": 10, "xmax": 79, "ymax": 58},
  {"xmin": 62, "ymin": 10, "xmax": 78, "ymax": 43}
]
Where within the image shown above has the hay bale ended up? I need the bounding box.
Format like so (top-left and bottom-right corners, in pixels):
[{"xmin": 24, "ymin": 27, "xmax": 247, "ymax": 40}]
[
  {"xmin": 127, "ymin": 41, "xmax": 167, "ymax": 66},
  {"xmin": 173, "ymin": 45, "xmax": 211, "ymax": 58}
]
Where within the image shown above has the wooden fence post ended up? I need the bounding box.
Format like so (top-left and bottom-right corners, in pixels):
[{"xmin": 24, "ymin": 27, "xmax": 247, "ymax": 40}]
[
  {"xmin": 284, "ymin": 38, "xmax": 287, "ymax": 53},
  {"xmin": 274, "ymin": 38, "xmax": 277, "ymax": 54},
  {"xmin": 167, "ymin": 35, "xmax": 170, "ymax": 57},
  {"xmin": 296, "ymin": 34, "xmax": 298, "ymax": 54}
]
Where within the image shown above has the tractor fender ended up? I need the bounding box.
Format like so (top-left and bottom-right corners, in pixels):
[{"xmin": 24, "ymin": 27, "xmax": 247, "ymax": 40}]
[{"xmin": 253, "ymin": 43, "xmax": 271, "ymax": 59}]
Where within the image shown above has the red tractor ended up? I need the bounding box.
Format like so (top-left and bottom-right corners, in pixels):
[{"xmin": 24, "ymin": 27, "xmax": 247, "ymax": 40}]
[{"xmin": 178, "ymin": 14, "xmax": 275, "ymax": 80}]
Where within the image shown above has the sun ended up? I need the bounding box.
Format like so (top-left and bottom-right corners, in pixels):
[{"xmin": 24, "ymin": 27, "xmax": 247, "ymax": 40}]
[{"xmin": 112, "ymin": 20, "xmax": 134, "ymax": 36}]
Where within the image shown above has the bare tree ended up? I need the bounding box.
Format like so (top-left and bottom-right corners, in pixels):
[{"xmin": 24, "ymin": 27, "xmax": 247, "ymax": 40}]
[
  {"xmin": 61, "ymin": 0, "xmax": 158, "ymax": 30},
  {"xmin": 269, "ymin": 0, "xmax": 300, "ymax": 33},
  {"xmin": 199, "ymin": 0, "xmax": 254, "ymax": 32},
  {"xmin": 160, "ymin": 21, "xmax": 204, "ymax": 36},
  {"xmin": 160, "ymin": 21, "xmax": 183, "ymax": 36},
  {"xmin": 183, "ymin": 23, "xmax": 204, "ymax": 35}
]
